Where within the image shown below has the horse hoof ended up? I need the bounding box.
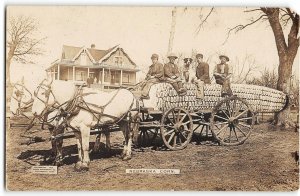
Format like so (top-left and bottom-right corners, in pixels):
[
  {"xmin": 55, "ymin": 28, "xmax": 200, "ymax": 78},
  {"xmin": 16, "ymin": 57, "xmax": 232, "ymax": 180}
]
[
  {"xmin": 122, "ymin": 155, "xmax": 132, "ymax": 161},
  {"xmin": 81, "ymin": 162, "xmax": 90, "ymax": 171},
  {"xmin": 74, "ymin": 162, "xmax": 82, "ymax": 172}
]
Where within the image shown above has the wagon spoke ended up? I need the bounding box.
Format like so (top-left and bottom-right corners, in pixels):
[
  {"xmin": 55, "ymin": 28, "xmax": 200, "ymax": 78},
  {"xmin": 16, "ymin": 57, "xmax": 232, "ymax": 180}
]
[
  {"xmin": 225, "ymin": 101, "xmax": 232, "ymax": 117},
  {"xmin": 221, "ymin": 109, "xmax": 230, "ymax": 119},
  {"xmin": 148, "ymin": 129, "xmax": 156, "ymax": 135},
  {"xmin": 163, "ymin": 125, "xmax": 174, "ymax": 129},
  {"xmin": 235, "ymin": 125, "xmax": 247, "ymax": 137},
  {"xmin": 228, "ymin": 127, "xmax": 232, "ymax": 143},
  {"xmin": 179, "ymin": 132, "xmax": 187, "ymax": 141},
  {"xmin": 214, "ymin": 121, "xmax": 229, "ymax": 126},
  {"xmin": 216, "ymin": 125, "xmax": 228, "ymax": 136},
  {"xmin": 167, "ymin": 132, "xmax": 175, "ymax": 144},
  {"xmin": 171, "ymin": 111, "xmax": 176, "ymax": 123},
  {"xmin": 173, "ymin": 135, "xmax": 177, "ymax": 147},
  {"xmin": 176, "ymin": 109, "xmax": 181, "ymax": 122},
  {"xmin": 199, "ymin": 124, "xmax": 205, "ymax": 135},
  {"xmin": 232, "ymin": 99, "xmax": 237, "ymax": 116},
  {"xmin": 222, "ymin": 127, "xmax": 229, "ymax": 141},
  {"xmin": 166, "ymin": 116, "xmax": 174, "ymax": 125},
  {"xmin": 179, "ymin": 114, "xmax": 187, "ymax": 124},
  {"xmin": 237, "ymin": 117, "xmax": 253, "ymax": 121},
  {"xmin": 239, "ymin": 122, "xmax": 252, "ymax": 129},
  {"xmin": 232, "ymin": 127, "xmax": 239, "ymax": 141},
  {"xmin": 164, "ymin": 129, "xmax": 175, "ymax": 136},
  {"xmin": 214, "ymin": 114, "xmax": 228, "ymax": 121},
  {"xmin": 178, "ymin": 135, "xmax": 182, "ymax": 145},
  {"xmin": 181, "ymin": 120, "xmax": 191, "ymax": 126},
  {"xmin": 234, "ymin": 110, "xmax": 248, "ymax": 119},
  {"xmin": 145, "ymin": 131, "xmax": 150, "ymax": 140}
]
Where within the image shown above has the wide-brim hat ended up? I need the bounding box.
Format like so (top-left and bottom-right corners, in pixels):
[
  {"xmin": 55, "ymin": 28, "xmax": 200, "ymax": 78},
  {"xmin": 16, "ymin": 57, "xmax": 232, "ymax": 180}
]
[
  {"xmin": 219, "ymin": 55, "xmax": 229, "ymax": 61},
  {"xmin": 167, "ymin": 53, "xmax": 178, "ymax": 59}
]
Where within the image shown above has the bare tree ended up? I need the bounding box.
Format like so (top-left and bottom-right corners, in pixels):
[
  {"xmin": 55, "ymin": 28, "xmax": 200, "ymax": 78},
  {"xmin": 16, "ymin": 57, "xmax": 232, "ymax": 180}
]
[
  {"xmin": 168, "ymin": 7, "xmax": 178, "ymax": 54},
  {"xmin": 246, "ymin": 67, "xmax": 278, "ymax": 89},
  {"xmin": 225, "ymin": 8, "xmax": 299, "ymax": 128},
  {"xmin": 167, "ymin": 7, "xmax": 215, "ymax": 54},
  {"xmin": 231, "ymin": 54, "xmax": 259, "ymax": 83},
  {"xmin": 6, "ymin": 15, "xmax": 46, "ymax": 84}
]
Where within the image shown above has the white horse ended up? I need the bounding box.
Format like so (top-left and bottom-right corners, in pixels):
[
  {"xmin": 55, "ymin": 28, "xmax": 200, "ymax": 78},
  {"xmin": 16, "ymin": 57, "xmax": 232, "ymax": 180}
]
[
  {"xmin": 10, "ymin": 80, "xmax": 114, "ymax": 166},
  {"xmin": 10, "ymin": 81, "xmax": 67, "ymax": 165},
  {"xmin": 32, "ymin": 79, "xmax": 138, "ymax": 171}
]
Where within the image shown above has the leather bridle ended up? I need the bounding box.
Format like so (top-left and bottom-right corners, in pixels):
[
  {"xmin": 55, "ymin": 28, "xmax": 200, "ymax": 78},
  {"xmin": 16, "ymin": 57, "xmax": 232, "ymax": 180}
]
[{"xmin": 33, "ymin": 81, "xmax": 60, "ymax": 118}]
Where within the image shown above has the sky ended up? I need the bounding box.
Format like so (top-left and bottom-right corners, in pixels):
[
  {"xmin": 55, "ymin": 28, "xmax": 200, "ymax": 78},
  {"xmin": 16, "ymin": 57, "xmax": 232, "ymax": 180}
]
[{"xmin": 6, "ymin": 6, "xmax": 299, "ymax": 85}]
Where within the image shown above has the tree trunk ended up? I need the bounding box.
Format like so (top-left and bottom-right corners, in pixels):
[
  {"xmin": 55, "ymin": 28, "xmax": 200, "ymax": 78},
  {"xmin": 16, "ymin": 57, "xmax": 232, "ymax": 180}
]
[
  {"xmin": 274, "ymin": 58, "xmax": 294, "ymax": 127},
  {"xmin": 6, "ymin": 45, "xmax": 15, "ymax": 85},
  {"xmin": 6, "ymin": 53, "xmax": 12, "ymax": 85},
  {"xmin": 263, "ymin": 8, "xmax": 299, "ymax": 128},
  {"xmin": 168, "ymin": 7, "xmax": 177, "ymax": 54}
]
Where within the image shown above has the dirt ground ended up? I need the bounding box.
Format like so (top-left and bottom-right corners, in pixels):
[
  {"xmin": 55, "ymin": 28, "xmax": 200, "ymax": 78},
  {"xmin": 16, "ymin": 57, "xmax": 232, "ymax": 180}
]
[{"xmin": 5, "ymin": 115, "xmax": 299, "ymax": 191}]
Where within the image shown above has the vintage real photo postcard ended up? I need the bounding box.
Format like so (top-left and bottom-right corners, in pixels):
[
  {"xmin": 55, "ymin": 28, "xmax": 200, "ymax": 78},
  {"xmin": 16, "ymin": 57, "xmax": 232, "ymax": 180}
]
[{"xmin": 5, "ymin": 6, "xmax": 299, "ymax": 191}]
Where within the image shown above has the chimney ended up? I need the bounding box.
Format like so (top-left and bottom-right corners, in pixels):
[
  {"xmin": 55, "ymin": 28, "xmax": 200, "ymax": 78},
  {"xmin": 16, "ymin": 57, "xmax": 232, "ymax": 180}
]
[{"xmin": 91, "ymin": 44, "xmax": 95, "ymax": 49}]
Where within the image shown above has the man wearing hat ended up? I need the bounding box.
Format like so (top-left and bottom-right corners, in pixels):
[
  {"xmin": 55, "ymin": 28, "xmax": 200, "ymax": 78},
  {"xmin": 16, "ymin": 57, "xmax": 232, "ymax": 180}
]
[
  {"xmin": 140, "ymin": 53, "xmax": 164, "ymax": 99},
  {"xmin": 195, "ymin": 54, "xmax": 210, "ymax": 84},
  {"xmin": 164, "ymin": 53, "xmax": 187, "ymax": 96},
  {"xmin": 193, "ymin": 53, "xmax": 210, "ymax": 99},
  {"xmin": 213, "ymin": 55, "xmax": 233, "ymax": 96}
]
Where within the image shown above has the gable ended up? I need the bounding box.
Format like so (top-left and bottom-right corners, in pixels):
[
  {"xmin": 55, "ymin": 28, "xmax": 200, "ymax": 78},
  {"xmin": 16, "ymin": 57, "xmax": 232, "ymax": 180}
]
[
  {"xmin": 73, "ymin": 49, "xmax": 94, "ymax": 65},
  {"xmin": 101, "ymin": 48, "xmax": 136, "ymax": 69}
]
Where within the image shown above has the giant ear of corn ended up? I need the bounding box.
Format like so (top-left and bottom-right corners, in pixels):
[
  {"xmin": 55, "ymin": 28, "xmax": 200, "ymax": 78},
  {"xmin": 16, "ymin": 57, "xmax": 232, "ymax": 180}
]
[{"xmin": 142, "ymin": 83, "xmax": 287, "ymax": 113}]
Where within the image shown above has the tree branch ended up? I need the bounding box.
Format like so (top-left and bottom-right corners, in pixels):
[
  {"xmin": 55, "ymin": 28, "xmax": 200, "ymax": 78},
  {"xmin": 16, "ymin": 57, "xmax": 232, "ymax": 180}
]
[
  {"xmin": 195, "ymin": 7, "xmax": 214, "ymax": 35},
  {"xmin": 222, "ymin": 14, "xmax": 267, "ymax": 45}
]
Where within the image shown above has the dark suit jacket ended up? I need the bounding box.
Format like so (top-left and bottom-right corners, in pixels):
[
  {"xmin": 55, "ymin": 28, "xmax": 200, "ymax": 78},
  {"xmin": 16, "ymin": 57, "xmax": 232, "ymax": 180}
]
[
  {"xmin": 164, "ymin": 62, "xmax": 180, "ymax": 79},
  {"xmin": 146, "ymin": 62, "xmax": 164, "ymax": 80},
  {"xmin": 196, "ymin": 62, "xmax": 210, "ymax": 84}
]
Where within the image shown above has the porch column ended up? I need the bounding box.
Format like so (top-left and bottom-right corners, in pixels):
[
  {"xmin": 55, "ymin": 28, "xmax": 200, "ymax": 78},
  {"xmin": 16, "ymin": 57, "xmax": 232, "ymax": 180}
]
[
  {"xmin": 67, "ymin": 67, "xmax": 70, "ymax": 80},
  {"xmin": 101, "ymin": 68, "xmax": 104, "ymax": 89},
  {"xmin": 57, "ymin": 64, "xmax": 60, "ymax": 80},
  {"xmin": 73, "ymin": 66, "xmax": 75, "ymax": 81},
  {"xmin": 87, "ymin": 68, "xmax": 90, "ymax": 79},
  {"xmin": 120, "ymin": 70, "xmax": 123, "ymax": 85}
]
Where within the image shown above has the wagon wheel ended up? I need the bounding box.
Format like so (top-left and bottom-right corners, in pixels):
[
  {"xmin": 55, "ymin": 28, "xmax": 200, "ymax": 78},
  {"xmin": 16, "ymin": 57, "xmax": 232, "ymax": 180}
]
[
  {"xmin": 138, "ymin": 112, "xmax": 159, "ymax": 147},
  {"xmin": 138, "ymin": 128, "xmax": 158, "ymax": 147},
  {"xmin": 161, "ymin": 107, "xmax": 194, "ymax": 150},
  {"xmin": 210, "ymin": 96, "xmax": 254, "ymax": 146}
]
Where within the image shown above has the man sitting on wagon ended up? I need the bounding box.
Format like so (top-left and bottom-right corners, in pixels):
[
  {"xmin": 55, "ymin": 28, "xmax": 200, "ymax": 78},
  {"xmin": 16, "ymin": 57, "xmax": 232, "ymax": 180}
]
[
  {"xmin": 164, "ymin": 53, "xmax": 187, "ymax": 96},
  {"xmin": 213, "ymin": 55, "xmax": 233, "ymax": 97},
  {"xmin": 193, "ymin": 53, "xmax": 210, "ymax": 99},
  {"xmin": 140, "ymin": 53, "xmax": 164, "ymax": 99}
]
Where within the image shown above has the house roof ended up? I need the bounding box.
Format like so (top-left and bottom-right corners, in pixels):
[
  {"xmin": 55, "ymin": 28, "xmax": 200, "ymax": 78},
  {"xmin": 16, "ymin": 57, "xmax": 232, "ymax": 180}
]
[
  {"xmin": 46, "ymin": 44, "xmax": 138, "ymax": 71},
  {"xmin": 61, "ymin": 44, "xmax": 121, "ymax": 63}
]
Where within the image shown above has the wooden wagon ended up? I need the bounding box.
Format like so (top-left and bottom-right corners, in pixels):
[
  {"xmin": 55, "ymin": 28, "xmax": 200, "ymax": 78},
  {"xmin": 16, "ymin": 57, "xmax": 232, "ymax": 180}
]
[{"xmin": 136, "ymin": 83, "xmax": 288, "ymax": 150}]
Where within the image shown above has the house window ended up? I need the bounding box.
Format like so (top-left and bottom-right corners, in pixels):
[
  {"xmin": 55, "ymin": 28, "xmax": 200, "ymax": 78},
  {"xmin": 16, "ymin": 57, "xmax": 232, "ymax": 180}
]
[
  {"xmin": 110, "ymin": 71, "xmax": 120, "ymax": 84},
  {"xmin": 75, "ymin": 71, "xmax": 87, "ymax": 81},
  {"xmin": 80, "ymin": 52, "xmax": 87, "ymax": 65},
  {"xmin": 104, "ymin": 70, "xmax": 110, "ymax": 83},
  {"xmin": 114, "ymin": 56, "xmax": 123, "ymax": 66},
  {"xmin": 122, "ymin": 72, "xmax": 130, "ymax": 84}
]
